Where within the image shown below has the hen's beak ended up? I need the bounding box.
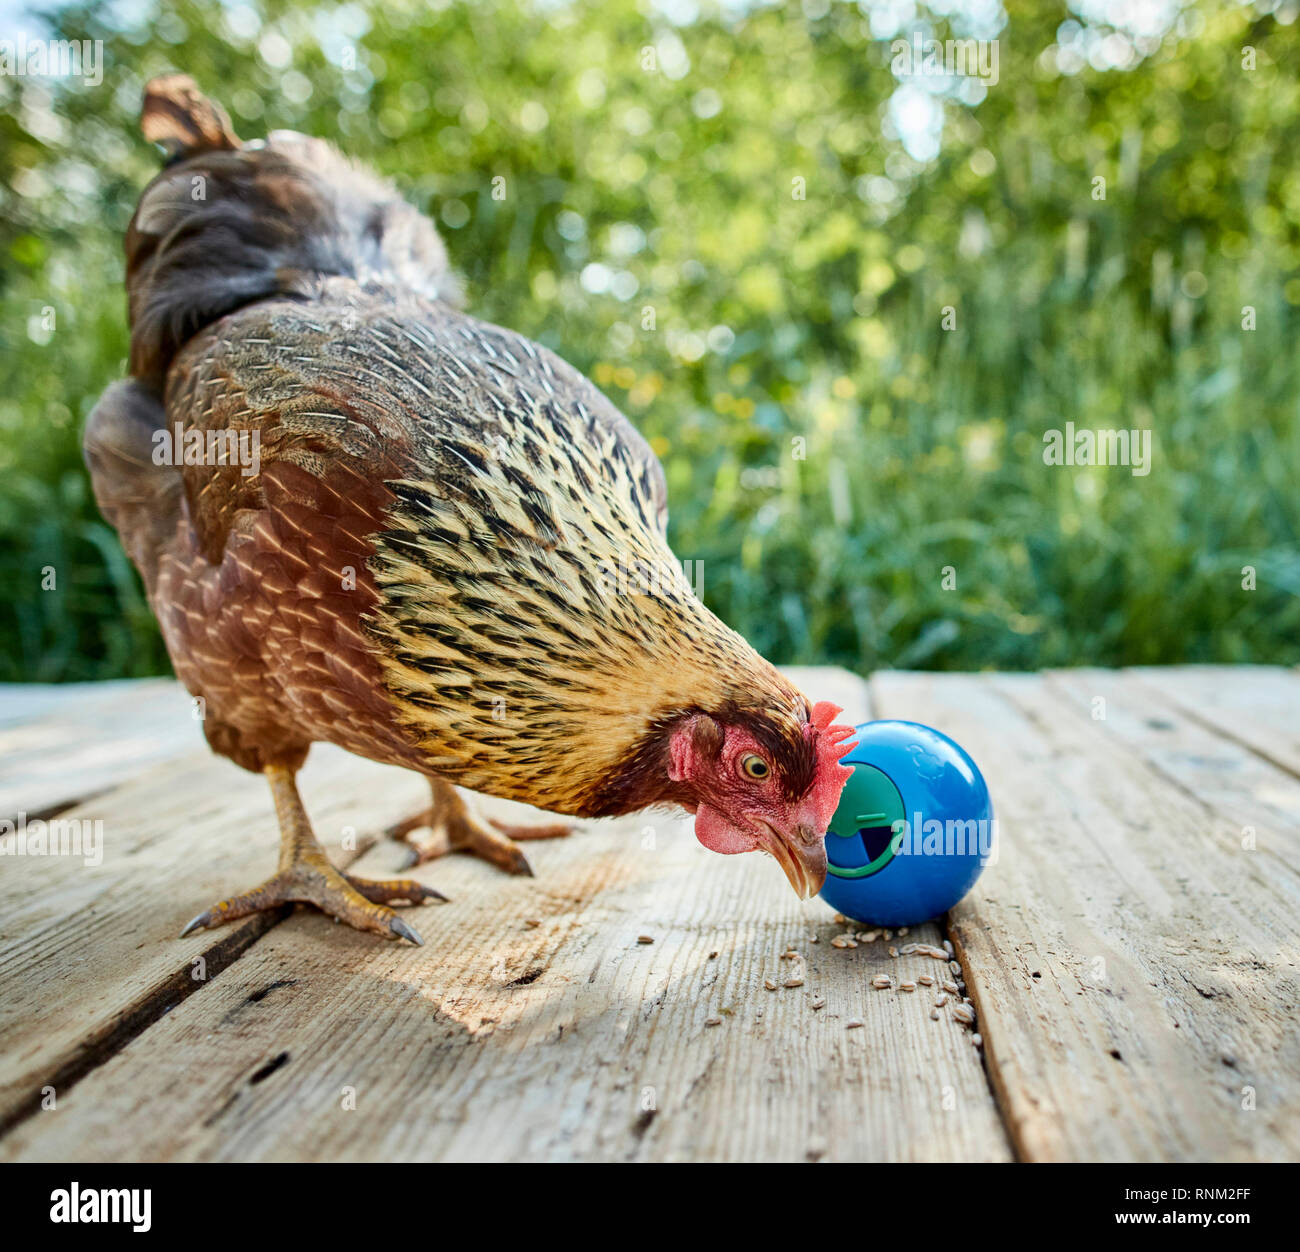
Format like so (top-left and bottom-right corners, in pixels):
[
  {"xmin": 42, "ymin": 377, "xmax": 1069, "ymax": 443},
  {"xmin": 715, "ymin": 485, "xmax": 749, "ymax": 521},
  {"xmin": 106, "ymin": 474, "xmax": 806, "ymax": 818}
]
[{"xmin": 760, "ymin": 821, "xmax": 828, "ymax": 900}]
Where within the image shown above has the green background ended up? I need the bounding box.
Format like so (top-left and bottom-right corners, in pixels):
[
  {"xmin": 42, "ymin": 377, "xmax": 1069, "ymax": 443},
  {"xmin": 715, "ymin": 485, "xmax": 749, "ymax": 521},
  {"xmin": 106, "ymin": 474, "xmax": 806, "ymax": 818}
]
[{"xmin": 1, "ymin": 0, "xmax": 1296, "ymax": 682}]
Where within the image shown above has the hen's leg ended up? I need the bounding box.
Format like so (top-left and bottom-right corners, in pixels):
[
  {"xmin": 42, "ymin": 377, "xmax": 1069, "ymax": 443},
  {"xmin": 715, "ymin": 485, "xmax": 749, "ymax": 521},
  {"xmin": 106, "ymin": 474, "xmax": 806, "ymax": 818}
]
[
  {"xmin": 181, "ymin": 764, "xmax": 444, "ymax": 944},
  {"xmin": 388, "ymin": 777, "xmax": 574, "ymax": 877}
]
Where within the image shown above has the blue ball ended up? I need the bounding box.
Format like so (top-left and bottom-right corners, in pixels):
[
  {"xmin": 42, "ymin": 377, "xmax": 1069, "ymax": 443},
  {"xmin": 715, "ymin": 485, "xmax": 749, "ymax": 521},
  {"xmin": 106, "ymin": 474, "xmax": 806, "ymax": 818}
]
[{"xmin": 818, "ymin": 720, "xmax": 993, "ymax": 927}]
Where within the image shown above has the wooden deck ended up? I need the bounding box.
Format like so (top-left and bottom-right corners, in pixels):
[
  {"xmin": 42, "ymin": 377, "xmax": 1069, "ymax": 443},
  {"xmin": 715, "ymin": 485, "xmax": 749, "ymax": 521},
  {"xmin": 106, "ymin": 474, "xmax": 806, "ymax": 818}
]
[{"xmin": 1, "ymin": 666, "xmax": 1296, "ymax": 1162}]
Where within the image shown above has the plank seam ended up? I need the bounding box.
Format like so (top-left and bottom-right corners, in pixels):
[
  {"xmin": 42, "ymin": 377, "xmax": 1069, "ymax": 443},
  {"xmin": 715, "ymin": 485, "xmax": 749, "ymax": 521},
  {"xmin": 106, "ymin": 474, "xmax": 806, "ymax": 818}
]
[
  {"xmin": 0, "ymin": 909, "xmax": 291, "ymax": 1141},
  {"xmin": 868, "ymin": 670, "xmax": 1024, "ymax": 1163}
]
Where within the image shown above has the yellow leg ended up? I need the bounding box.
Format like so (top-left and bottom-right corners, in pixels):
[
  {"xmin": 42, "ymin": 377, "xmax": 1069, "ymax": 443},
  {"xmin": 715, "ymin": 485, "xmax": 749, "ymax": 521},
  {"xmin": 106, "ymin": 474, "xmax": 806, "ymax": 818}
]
[
  {"xmin": 181, "ymin": 764, "xmax": 444, "ymax": 945},
  {"xmin": 388, "ymin": 776, "xmax": 574, "ymax": 877}
]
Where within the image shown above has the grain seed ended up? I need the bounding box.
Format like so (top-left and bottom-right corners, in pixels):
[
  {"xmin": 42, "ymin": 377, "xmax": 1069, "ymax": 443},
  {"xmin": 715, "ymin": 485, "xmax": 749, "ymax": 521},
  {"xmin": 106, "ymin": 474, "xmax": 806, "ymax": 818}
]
[
  {"xmin": 811, "ymin": 996, "xmax": 826, "ymax": 1010},
  {"xmin": 949, "ymin": 960, "xmax": 962, "ymax": 974},
  {"xmin": 831, "ymin": 937, "xmax": 850, "ymax": 950},
  {"xmin": 524, "ymin": 919, "xmax": 541, "ymax": 928},
  {"xmin": 943, "ymin": 980, "xmax": 959, "ymax": 995},
  {"xmin": 860, "ymin": 930, "xmax": 880, "ymax": 943},
  {"xmin": 953, "ymin": 1004, "xmax": 975, "ymax": 1025},
  {"xmin": 833, "ymin": 913, "xmax": 848, "ymax": 924},
  {"xmin": 943, "ymin": 939, "xmax": 954, "ymax": 957},
  {"xmin": 764, "ymin": 979, "xmax": 778, "ymax": 991},
  {"xmin": 638, "ymin": 935, "xmax": 654, "ymax": 944},
  {"xmin": 930, "ymin": 1009, "xmax": 940, "ymax": 1020},
  {"xmin": 846, "ymin": 1019, "xmax": 864, "ymax": 1030},
  {"xmin": 918, "ymin": 974, "xmax": 934, "ymax": 986},
  {"xmin": 784, "ymin": 976, "xmax": 805, "ymax": 988},
  {"xmin": 899, "ymin": 980, "xmax": 916, "ymax": 992},
  {"xmin": 872, "ymin": 975, "xmax": 892, "ymax": 990},
  {"xmin": 883, "ymin": 929, "xmax": 893, "ymax": 940},
  {"xmin": 935, "ymin": 995, "xmax": 948, "ymax": 1007},
  {"xmin": 972, "ymin": 1033, "xmax": 983, "ymax": 1047},
  {"xmin": 899, "ymin": 943, "xmax": 920, "ymax": 954},
  {"xmin": 705, "ymin": 1016, "xmax": 722, "ymax": 1027},
  {"xmin": 898, "ymin": 926, "xmax": 909, "ymax": 936},
  {"xmin": 888, "ymin": 946, "xmax": 899, "ymax": 958}
]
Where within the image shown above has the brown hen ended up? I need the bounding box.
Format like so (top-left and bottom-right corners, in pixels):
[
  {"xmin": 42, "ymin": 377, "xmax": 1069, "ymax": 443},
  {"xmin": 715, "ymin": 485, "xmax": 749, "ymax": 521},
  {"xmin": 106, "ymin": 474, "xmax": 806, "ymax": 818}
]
[{"xmin": 84, "ymin": 77, "xmax": 854, "ymax": 945}]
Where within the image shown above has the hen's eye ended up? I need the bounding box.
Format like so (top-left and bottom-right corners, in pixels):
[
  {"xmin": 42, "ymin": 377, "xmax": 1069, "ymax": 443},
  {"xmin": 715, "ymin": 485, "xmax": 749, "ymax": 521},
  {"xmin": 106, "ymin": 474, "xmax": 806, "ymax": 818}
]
[{"xmin": 740, "ymin": 754, "xmax": 770, "ymax": 780}]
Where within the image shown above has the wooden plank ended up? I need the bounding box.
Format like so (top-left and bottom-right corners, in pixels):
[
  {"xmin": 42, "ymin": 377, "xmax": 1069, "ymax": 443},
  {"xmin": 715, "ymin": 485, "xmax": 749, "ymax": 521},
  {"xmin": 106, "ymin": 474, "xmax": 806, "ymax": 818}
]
[
  {"xmin": 1051, "ymin": 668, "xmax": 1300, "ymax": 878},
  {"xmin": 0, "ymin": 679, "xmax": 199, "ymax": 819},
  {"xmin": 870, "ymin": 669, "xmax": 1300, "ymax": 1163},
  {"xmin": 1130, "ymin": 665, "xmax": 1300, "ymax": 780},
  {"xmin": 0, "ymin": 744, "xmax": 431, "ymax": 1131},
  {"xmin": 1, "ymin": 668, "xmax": 1012, "ymax": 1163}
]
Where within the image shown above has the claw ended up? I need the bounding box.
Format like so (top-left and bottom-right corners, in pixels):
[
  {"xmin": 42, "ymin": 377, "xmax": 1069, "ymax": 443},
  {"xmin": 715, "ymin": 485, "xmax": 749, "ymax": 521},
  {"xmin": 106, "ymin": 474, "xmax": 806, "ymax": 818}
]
[
  {"xmin": 418, "ymin": 884, "xmax": 450, "ymax": 903},
  {"xmin": 180, "ymin": 912, "xmax": 209, "ymax": 938},
  {"xmin": 389, "ymin": 916, "xmax": 425, "ymax": 946}
]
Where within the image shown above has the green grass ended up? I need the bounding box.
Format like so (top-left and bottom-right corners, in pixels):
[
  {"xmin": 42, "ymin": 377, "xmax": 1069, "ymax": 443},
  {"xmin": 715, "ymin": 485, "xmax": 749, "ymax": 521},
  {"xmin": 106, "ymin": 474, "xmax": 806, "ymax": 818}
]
[{"xmin": 1, "ymin": 0, "xmax": 1296, "ymax": 682}]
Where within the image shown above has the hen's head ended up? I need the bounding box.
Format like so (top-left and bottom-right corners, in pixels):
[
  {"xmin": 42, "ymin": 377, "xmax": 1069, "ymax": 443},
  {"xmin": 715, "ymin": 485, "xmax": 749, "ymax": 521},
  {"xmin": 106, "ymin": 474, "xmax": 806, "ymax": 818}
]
[{"xmin": 663, "ymin": 701, "xmax": 855, "ymax": 898}]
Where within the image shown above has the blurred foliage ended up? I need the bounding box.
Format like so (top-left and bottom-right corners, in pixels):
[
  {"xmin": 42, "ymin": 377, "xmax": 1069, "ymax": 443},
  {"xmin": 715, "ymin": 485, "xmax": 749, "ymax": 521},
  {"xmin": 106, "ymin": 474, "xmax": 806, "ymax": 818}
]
[{"xmin": 1, "ymin": 0, "xmax": 1297, "ymax": 682}]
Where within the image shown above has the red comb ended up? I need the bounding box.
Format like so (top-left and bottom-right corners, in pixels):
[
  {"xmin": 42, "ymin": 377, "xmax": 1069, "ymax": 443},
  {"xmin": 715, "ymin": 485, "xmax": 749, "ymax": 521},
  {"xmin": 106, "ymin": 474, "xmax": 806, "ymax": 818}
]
[{"xmin": 804, "ymin": 701, "xmax": 857, "ymax": 830}]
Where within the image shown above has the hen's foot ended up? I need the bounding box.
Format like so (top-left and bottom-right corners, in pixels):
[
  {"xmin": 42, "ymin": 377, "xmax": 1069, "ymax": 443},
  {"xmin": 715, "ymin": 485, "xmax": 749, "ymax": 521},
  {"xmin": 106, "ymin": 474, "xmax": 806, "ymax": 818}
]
[
  {"xmin": 181, "ymin": 764, "xmax": 444, "ymax": 945},
  {"xmin": 388, "ymin": 777, "xmax": 574, "ymax": 877}
]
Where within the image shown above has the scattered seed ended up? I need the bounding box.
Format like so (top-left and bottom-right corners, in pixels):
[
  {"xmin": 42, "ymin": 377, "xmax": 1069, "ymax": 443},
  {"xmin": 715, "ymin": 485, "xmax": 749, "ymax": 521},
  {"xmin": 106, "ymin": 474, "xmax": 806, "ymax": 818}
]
[
  {"xmin": 953, "ymin": 1004, "xmax": 975, "ymax": 1026},
  {"xmin": 963, "ymin": 997, "xmax": 973, "ymax": 1005},
  {"xmin": 833, "ymin": 913, "xmax": 848, "ymax": 924},
  {"xmin": 524, "ymin": 918, "xmax": 541, "ymax": 928},
  {"xmin": 972, "ymin": 1033, "xmax": 983, "ymax": 1047},
  {"xmin": 888, "ymin": 946, "xmax": 899, "ymax": 958},
  {"xmin": 898, "ymin": 926, "xmax": 909, "ymax": 936},
  {"xmin": 935, "ymin": 995, "xmax": 948, "ymax": 1008},
  {"xmin": 831, "ymin": 937, "xmax": 850, "ymax": 950},
  {"xmin": 872, "ymin": 975, "xmax": 893, "ymax": 990},
  {"xmin": 811, "ymin": 997, "xmax": 826, "ymax": 1010},
  {"xmin": 860, "ymin": 930, "xmax": 880, "ymax": 943},
  {"xmin": 705, "ymin": 1016, "xmax": 722, "ymax": 1027},
  {"xmin": 919, "ymin": 974, "xmax": 935, "ymax": 986},
  {"xmin": 943, "ymin": 939, "xmax": 954, "ymax": 957},
  {"xmin": 930, "ymin": 1009, "xmax": 941, "ymax": 1020},
  {"xmin": 764, "ymin": 979, "xmax": 778, "ymax": 991},
  {"xmin": 915, "ymin": 944, "xmax": 948, "ymax": 960},
  {"xmin": 638, "ymin": 935, "xmax": 654, "ymax": 944},
  {"xmin": 708, "ymin": 950, "xmax": 718, "ymax": 959},
  {"xmin": 784, "ymin": 977, "xmax": 805, "ymax": 988},
  {"xmin": 899, "ymin": 943, "xmax": 920, "ymax": 955},
  {"xmin": 943, "ymin": 980, "xmax": 959, "ymax": 995},
  {"xmin": 810, "ymin": 935, "xmax": 820, "ymax": 944},
  {"xmin": 899, "ymin": 980, "xmax": 916, "ymax": 992},
  {"xmin": 949, "ymin": 960, "xmax": 962, "ymax": 975},
  {"xmin": 883, "ymin": 929, "xmax": 893, "ymax": 941},
  {"xmin": 846, "ymin": 1019, "xmax": 864, "ymax": 1030}
]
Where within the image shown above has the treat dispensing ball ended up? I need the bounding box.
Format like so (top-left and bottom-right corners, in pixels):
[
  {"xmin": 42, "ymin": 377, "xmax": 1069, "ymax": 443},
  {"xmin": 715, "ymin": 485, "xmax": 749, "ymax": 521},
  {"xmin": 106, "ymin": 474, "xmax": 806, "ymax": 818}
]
[{"xmin": 818, "ymin": 720, "xmax": 993, "ymax": 927}]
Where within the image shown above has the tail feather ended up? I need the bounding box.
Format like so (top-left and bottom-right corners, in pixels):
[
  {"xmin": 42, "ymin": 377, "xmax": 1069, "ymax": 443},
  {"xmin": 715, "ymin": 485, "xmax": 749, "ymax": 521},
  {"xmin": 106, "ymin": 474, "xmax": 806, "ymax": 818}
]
[
  {"xmin": 125, "ymin": 76, "xmax": 456, "ymax": 390},
  {"xmin": 141, "ymin": 73, "xmax": 240, "ymax": 156}
]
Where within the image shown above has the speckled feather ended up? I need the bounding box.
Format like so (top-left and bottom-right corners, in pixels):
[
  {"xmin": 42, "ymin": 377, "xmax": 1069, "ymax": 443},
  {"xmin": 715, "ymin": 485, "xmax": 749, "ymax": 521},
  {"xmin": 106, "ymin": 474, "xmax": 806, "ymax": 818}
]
[{"xmin": 84, "ymin": 79, "xmax": 815, "ymax": 821}]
